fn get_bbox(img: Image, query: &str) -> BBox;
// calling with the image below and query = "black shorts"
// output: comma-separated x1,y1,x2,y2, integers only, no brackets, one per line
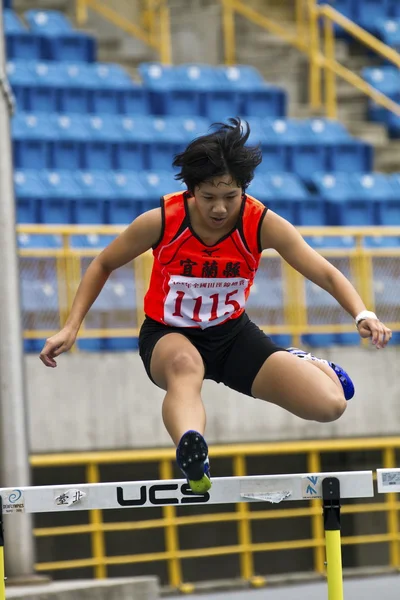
138,312,286,397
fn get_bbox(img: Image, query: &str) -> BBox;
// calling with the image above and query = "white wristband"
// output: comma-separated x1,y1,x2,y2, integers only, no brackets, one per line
355,310,378,327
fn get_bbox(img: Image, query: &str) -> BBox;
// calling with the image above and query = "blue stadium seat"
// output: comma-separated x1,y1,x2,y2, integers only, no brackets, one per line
139,62,202,116
363,67,400,96
12,112,56,169
241,86,286,118
54,63,92,113
328,140,373,173
303,118,351,142
4,10,43,60
13,170,44,222
216,66,287,119
107,171,150,223
352,173,397,225
217,65,265,89
382,174,400,224
363,67,400,122
111,116,151,170
389,0,400,17
172,116,210,143
39,169,81,223
312,172,376,225
73,170,115,223
146,117,187,170
88,63,148,115
80,115,119,170
140,170,186,211
264,119,328,181
317,0,356,35
50,113,89,169
24,61,65,112
356,0,391,34
246,174,275,206
175,64,241,120
376,19,400,51
264,173,307,223
7,60,37,111
24,10,96,62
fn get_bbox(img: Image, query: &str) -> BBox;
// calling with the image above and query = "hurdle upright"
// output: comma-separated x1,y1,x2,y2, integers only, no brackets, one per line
0,470,375,599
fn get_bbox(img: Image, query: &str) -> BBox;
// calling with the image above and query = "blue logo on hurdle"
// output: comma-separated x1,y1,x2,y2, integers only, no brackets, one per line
306,476,319,496
8,490,22,504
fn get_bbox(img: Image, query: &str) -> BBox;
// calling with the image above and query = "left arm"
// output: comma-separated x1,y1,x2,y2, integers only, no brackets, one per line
261,211,392,348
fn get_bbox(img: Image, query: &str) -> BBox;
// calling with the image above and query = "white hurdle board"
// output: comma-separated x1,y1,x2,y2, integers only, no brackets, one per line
377,468,400,493
0,471,374,514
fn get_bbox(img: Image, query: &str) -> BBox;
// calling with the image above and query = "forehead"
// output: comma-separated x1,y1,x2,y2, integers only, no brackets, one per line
198,176,240,193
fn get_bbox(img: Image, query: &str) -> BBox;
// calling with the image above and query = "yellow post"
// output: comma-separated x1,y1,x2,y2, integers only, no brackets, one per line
76,0,88,26
159,460,182,589
233,455,255,582
307,452,325,575
222,0,236,66
324,15,337,118
307,0,322,110
323,477,344,600
159,1,172,65
383,447,399,568
86,463,107,578
325,530,343,600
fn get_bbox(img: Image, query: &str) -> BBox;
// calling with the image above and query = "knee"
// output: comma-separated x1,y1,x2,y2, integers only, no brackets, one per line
167,351,204,379
316,393,347,423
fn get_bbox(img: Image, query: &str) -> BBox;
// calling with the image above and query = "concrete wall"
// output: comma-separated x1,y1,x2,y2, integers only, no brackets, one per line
25,345,400,453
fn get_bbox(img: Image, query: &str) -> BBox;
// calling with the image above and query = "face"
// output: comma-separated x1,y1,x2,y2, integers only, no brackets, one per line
193,175,242,230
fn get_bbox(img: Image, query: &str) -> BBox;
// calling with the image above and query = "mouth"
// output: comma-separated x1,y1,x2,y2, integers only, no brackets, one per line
210,216,227,225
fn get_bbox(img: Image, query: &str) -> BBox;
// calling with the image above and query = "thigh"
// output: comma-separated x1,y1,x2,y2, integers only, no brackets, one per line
251,351,347,422
221,317,286,396
150,333,205,390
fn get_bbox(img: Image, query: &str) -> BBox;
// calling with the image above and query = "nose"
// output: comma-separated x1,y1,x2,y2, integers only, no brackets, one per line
211,201,227,214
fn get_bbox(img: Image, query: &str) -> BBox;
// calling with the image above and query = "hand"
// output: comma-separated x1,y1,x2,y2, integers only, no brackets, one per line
39,327,78,367
357,318,392,349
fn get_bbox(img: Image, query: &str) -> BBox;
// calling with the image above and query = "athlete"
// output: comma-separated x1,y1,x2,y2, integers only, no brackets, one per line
39,118,392,494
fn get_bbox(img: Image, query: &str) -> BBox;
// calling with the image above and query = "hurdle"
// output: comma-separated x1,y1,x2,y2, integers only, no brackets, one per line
0,470,375,600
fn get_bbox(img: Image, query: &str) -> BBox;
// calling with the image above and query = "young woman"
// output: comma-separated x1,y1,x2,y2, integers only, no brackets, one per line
39,118,392,494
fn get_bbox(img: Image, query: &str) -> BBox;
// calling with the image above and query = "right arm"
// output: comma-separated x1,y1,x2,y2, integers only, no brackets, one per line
39,209,162,367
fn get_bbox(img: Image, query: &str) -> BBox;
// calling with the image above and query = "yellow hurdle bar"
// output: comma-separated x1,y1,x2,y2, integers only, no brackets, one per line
323,478,343,600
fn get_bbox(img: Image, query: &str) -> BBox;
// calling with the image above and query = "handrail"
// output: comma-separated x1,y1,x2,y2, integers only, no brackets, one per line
221,0,400,120
75,0,171,64
312,2,400,118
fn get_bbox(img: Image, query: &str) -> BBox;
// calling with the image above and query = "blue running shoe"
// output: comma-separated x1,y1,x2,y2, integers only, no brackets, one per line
176,430,211,494
287,347,355,400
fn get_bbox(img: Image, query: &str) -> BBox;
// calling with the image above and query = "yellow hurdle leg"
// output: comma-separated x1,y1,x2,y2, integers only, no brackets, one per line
325,529,343,600
323,477,344,600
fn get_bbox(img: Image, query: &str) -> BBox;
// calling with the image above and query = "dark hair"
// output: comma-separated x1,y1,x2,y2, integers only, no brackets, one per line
173,117,262,193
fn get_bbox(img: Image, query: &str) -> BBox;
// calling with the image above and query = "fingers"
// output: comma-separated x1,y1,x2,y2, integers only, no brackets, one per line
39,339,61,368
366,320,392,349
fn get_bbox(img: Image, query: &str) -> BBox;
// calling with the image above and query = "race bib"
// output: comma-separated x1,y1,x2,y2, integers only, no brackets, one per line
164,276,249,329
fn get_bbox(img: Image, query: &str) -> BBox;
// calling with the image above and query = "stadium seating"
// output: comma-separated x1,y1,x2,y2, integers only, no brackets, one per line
6,9,398,349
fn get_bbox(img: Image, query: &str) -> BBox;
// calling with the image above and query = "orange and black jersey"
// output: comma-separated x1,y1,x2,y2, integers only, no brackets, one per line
144,191,267,329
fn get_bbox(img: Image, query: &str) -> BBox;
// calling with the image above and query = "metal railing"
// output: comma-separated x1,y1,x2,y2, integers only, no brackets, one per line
29,437,400,587
75,0,172,64
221,0,400,120
17,225,400,348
